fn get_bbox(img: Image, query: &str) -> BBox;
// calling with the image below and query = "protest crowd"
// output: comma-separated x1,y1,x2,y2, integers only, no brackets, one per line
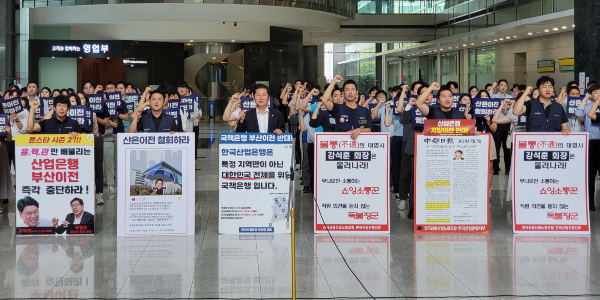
1,74,598,220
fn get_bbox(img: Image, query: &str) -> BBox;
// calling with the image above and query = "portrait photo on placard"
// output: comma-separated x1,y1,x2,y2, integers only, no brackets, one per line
129,150,183,196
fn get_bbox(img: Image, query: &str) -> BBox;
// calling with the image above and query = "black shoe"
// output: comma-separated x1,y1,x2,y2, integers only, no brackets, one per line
2,199,7,204
302,186,310,193
505,169,510,175
407,209,414,219
591,203,596,211
493,170,499,175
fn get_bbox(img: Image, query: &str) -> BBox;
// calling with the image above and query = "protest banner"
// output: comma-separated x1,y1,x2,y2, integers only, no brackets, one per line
472,98,501,117
314,132,390,233
2,97,24,115
0,114,8,135
116,133,195,236
566,96,585,116
512,132,590,234
41,97,54,115
86,94,104,113
66,106,92,131
218,133,293,234
16,134,95,235
414,120,490,233
240,97,273,111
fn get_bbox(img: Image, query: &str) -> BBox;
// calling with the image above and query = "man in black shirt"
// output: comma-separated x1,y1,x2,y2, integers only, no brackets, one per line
27,95,81,137
513,76,569,134
322,75,372,140
130,90,178,133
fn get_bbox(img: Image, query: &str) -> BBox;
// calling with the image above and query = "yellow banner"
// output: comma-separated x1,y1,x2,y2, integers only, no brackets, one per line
16,134,95,146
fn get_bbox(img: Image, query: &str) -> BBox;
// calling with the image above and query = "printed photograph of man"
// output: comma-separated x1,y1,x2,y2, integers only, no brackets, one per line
53,198,95,234
454,150,464,160
17,197,53,227
153,179,166,195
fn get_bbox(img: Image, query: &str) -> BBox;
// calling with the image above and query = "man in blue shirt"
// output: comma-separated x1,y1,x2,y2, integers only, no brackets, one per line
581,84,600,211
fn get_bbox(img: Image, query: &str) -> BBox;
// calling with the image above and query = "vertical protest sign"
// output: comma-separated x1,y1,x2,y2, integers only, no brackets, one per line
218,133,293,234
512,132,590,234
87,94,104,113
0,114,9,135
116,133,195,236
67,105,92,131
314,132,390,233
414,120,490,233
15,134,95,235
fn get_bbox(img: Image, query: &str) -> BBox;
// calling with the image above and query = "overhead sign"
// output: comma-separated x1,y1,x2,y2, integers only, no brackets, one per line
122,58,148,65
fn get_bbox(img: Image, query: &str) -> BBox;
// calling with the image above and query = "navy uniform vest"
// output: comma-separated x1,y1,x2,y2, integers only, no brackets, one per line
335,104,369,131
526,99,563,132
432,107,465,120
45,116,79,134
140,112,175,133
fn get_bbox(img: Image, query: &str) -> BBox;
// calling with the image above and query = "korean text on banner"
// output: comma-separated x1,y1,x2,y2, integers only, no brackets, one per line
314,132,390,233
116,133,195,236
218,133,293,234
414,120,490,233
512,132,590,234
15,134,95,235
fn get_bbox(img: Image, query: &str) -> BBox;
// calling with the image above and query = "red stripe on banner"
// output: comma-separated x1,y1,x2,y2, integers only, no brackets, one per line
315,224,389,231
414,224,489,233
514,224,589,231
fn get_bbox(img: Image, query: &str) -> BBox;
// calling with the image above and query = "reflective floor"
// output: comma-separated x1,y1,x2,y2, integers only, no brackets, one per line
1,123,600,299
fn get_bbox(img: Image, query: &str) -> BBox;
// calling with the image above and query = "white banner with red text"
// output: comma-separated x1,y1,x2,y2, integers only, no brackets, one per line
314,132,390,233
512,132,590,234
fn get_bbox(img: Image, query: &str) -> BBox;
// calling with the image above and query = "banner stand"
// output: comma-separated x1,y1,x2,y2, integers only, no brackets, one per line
414,120,491,233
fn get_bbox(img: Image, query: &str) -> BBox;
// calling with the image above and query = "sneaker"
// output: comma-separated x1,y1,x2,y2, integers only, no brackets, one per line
398,200,407,211
95,193,105,205
108,186,115,195
407,209,414,219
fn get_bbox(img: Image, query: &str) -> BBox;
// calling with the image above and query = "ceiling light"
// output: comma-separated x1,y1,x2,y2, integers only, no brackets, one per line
231,40,236,42
212,57,217,60
572,24,575,28
506,36,510,39
552,27,558,31
482,41,486,43
187,43,191,45
51,56,55,59
428,51,432,53
536,32,540,33
561,26,567,29
470,43,474,45
494,39,498,41
107,57,110,59
78,57,82,59
499,38,504,41
462,44,467,47
513,36,517,38
528,32,533,35
544,29,549,32
434,50,437,52
487,40,491,43
448,47,452,49
190,39,194,42
440,48,443,51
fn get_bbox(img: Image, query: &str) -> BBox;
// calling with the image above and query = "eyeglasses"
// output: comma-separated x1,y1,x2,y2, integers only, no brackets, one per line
22,210,39,217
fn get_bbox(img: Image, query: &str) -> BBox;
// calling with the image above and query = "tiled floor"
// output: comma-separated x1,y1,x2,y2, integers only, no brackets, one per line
1,123,600,299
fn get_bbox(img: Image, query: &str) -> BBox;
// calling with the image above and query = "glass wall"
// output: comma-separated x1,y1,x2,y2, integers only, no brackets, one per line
357,0,445,14
468,47,496,90
441,52,458,86
428,55,437,85
386,58,400,88
402,58,416,86
324,43,378,94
